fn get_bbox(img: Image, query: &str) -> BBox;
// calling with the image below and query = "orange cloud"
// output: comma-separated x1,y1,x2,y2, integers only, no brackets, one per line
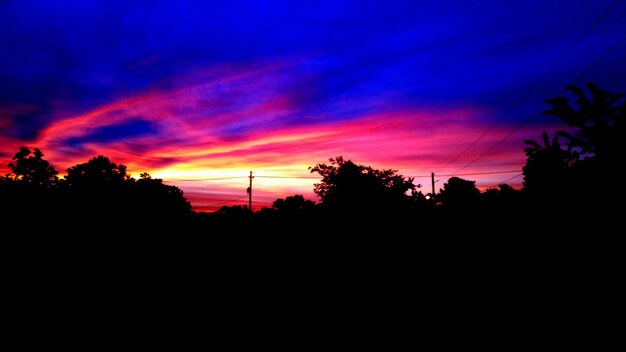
0,62,557,212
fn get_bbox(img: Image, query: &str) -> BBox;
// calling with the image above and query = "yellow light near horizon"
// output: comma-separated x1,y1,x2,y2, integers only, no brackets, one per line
150,162,318,183
151,166,248,181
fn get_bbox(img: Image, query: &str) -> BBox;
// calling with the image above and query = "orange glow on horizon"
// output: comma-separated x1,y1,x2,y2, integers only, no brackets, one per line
0,63,556,212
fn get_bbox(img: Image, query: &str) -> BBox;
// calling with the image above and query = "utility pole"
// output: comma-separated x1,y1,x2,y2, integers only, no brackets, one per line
431,172,436,196
248,170,254,211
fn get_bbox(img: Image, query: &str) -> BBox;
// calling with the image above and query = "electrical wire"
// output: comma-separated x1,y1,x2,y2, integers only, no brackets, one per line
164,176,246,181
165,169,523,183
451,34,626,175
436,0,622,174
254,175,320,179
489,173,524,188
438,170,521,177
203,194,249,208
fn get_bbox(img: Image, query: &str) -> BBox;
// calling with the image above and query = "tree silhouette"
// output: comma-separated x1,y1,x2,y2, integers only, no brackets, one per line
272,195,315,214
481,183,522,216
61,155,130,219
524,83,625,211
438,177,480,211
0,147,59,220
8,147,58,187
523,132,577,196
544,82,625,161
61,155,190,225
132,173,191,220
309,156,416,213
266,194,316,227
207,205,254,230
65,155,129,189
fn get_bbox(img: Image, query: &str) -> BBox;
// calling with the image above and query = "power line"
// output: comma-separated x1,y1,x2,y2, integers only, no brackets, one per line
165,175,320,182
168,28,624,188
203,195,249,208
254,175,320,179
569,35,626,84
440,170,521,177
164,176,246,181
436,0,622,174
407,169,521,178
456,162,525,168
164,169,522,185
489,173,523,188
188,170,524,208
451,34,626,175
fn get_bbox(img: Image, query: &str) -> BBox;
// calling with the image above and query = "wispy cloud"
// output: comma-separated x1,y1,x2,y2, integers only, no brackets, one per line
0,61,553,210
1,0,624,210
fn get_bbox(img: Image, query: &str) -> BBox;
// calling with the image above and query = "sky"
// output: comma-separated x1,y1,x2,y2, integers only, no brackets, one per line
1,0,625,211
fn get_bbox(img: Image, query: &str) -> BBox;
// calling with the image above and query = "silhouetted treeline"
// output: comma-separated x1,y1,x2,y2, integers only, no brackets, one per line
522,83,625,223
1,82,623,233
0,150,190,230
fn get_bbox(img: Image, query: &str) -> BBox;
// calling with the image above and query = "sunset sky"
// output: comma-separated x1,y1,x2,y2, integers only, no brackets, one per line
1,0,625,211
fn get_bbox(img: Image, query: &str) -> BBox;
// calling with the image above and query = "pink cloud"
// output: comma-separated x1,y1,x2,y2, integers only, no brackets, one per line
0,62,562,212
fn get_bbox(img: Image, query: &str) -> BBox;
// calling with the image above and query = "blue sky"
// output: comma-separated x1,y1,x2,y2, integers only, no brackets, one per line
1,0,625,209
